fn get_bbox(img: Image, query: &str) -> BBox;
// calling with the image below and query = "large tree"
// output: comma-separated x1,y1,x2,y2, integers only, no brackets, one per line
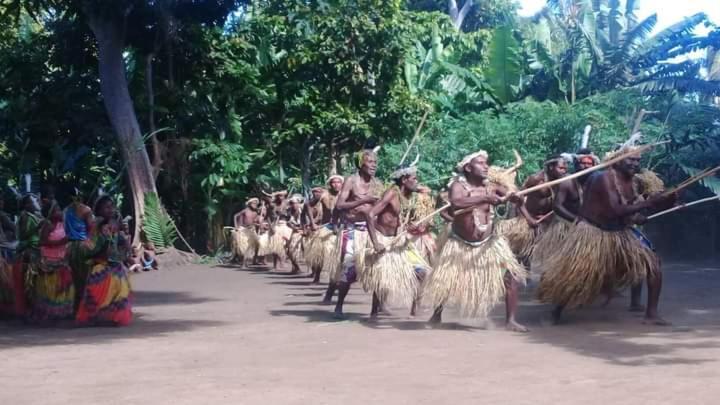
1,0,242,241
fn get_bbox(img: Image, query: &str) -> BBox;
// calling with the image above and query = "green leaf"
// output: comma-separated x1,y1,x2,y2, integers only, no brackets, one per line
484,26,521,104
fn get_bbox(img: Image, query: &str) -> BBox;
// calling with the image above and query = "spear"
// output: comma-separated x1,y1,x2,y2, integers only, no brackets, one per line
398,109,430,166
648,196,720,220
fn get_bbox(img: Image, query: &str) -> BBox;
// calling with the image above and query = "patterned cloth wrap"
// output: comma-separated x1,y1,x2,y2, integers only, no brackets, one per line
337,222,368,284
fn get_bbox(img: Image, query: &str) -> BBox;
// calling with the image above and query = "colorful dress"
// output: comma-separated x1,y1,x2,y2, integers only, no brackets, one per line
76,228,132,326
9,210,42,317
64,205,94,308
30,222,75,322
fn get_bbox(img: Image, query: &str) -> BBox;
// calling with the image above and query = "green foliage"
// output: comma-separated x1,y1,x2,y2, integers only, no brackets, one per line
484,26,522,104
142,192,178,249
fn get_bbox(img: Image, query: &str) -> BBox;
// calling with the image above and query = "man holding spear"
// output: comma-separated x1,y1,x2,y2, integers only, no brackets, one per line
537,146,677,325
424,150,530,331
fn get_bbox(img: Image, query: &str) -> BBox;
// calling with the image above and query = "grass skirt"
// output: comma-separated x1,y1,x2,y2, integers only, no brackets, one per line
494,217,536,260
424,232,527,319
537,221,656,309
530,216,575,273
232,226,259,258
30,258,75,322
269,223,292,258
362,234,430,308
287,232,304,263
76,260,132,326
257,232,272,256
332,225,369,284
304,227,334,270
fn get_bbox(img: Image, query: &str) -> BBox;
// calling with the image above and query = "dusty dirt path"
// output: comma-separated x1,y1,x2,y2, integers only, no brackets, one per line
2,261,720,404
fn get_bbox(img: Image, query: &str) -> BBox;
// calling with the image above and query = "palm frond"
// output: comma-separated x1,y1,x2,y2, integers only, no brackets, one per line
142,192,178,249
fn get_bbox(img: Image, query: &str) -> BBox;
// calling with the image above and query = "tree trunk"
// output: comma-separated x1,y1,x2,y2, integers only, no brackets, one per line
448,0,474,30
86,13,157,244
145,53,164,180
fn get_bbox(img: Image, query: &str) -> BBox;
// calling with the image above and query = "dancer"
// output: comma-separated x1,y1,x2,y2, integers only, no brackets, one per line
76,196,132,326
496,155,567,261
303,187,331,283
31,202,74,322
365,163,430,319
424,151,528,331
531,151,598,272
232,198,261,267
286,194,305,274
64,187,95,310
330,149,383,319
537,147,676,325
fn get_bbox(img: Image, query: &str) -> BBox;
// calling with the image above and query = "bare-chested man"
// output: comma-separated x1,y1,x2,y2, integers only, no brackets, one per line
327,149,382,319
522,155,568,222
531,151,598,273
365,165,430,319
233,198,261,267
286,194,305,274
424,151,529,332
303,187,331,282
538,150,676,325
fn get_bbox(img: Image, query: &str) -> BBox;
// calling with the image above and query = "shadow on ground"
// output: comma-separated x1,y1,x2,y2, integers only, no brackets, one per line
0,314,226,349
265,262,720,367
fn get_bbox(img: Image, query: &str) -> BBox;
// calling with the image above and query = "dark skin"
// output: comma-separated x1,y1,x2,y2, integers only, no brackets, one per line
330,152,381,318
234,202,260,228
233,201,260,267
553,156,597,222
287,200,303,274
305,190,328,283
366,174,421,318
522,160,568,222
321,178,345,299
551,155,676,325
428,155,528,332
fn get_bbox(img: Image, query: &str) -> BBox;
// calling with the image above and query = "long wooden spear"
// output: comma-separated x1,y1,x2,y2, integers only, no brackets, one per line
648,196,720,220
398,109,430,166
662,166,720,196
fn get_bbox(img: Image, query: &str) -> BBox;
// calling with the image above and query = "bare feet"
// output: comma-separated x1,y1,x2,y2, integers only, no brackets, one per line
505,320,529,333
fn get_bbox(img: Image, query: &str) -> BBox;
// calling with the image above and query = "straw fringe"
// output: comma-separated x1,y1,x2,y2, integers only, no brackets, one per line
362,234,429,308
332,228,369,282
488,166,517,191
530,216,575,273
269,223,292,258
494,217,535,259
304,227,334,269
634,169,665,196
424,234,527,319
287,232,304,263
257,232,272,256
537,221,656,309
232,227,258,258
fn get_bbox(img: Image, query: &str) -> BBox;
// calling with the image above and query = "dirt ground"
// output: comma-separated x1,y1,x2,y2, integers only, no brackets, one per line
2,260,720,404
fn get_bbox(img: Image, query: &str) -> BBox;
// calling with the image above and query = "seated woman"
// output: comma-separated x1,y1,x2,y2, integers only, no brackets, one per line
31,202,74,322
75,196,132,326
